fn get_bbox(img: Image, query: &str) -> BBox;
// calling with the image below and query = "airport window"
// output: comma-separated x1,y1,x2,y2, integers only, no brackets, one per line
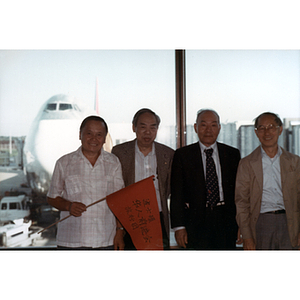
0,50,176,248
1,49,300,248
185,50,300,157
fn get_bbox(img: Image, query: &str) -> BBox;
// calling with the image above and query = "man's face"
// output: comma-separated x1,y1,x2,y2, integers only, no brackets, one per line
194,111,221,147
133,112,158,149
255,114,283,150
80,120,107,156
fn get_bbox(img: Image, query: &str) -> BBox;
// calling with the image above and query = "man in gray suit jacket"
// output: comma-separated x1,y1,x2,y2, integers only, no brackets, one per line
112,108,174,249
235,112,300,250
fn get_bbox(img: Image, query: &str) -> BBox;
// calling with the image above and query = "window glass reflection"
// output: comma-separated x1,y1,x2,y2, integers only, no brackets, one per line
0,50,175,248
186,50,300,157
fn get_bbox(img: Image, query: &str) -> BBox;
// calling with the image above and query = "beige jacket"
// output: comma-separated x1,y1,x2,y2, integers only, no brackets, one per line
235,146,300,247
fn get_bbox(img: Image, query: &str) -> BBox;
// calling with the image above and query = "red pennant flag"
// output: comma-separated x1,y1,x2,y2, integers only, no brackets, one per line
106,176,163,250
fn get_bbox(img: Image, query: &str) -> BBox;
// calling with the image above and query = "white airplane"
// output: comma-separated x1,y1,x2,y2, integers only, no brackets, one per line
23,93,113,199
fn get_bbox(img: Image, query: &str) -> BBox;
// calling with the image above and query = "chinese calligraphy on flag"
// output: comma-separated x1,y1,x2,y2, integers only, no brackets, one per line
106,176,163,250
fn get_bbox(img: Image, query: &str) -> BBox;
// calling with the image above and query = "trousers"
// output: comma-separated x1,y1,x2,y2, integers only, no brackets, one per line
255,213,295,250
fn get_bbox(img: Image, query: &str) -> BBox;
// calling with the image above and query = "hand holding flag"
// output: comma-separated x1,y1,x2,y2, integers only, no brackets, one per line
39,176,164,250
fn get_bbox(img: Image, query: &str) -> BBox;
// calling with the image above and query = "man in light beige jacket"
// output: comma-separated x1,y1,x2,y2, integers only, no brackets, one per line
235,112,300,250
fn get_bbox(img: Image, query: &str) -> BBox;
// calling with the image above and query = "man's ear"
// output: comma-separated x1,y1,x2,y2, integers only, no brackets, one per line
132,124,136,133
194,123,197,134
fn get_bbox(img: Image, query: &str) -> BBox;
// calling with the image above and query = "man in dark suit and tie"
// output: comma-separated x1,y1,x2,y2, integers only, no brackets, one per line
170,109,241,250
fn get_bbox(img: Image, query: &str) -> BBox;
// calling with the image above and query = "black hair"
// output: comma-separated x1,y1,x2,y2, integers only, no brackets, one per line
254,112,283,128
80,115,108,134
132,108,161,128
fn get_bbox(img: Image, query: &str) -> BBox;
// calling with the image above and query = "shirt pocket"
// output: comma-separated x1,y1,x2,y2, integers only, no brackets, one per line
65,175,82,195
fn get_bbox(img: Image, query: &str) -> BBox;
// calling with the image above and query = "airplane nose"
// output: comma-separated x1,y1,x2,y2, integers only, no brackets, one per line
34,119,81,175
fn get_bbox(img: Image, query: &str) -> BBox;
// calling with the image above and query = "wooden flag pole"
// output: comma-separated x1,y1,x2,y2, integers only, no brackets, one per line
37,196,107,234
38,177,155,234
85,196,106,208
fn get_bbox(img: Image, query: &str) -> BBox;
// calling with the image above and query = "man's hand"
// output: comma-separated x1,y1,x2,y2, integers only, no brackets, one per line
114,229,125,250
243,238,256,250
69,202,87,217
175,228,188,248
236,228,243,245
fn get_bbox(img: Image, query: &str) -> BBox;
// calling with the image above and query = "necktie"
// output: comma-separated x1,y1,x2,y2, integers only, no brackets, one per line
204,148,220,206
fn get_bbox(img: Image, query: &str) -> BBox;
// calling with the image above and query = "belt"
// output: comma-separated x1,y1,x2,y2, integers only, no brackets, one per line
206,201,225,210
264,209,285,214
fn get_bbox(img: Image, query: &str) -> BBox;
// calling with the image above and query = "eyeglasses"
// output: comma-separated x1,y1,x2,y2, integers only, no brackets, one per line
255,124,280,133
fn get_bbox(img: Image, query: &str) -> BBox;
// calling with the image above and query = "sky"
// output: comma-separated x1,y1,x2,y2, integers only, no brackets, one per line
186,50,300,125
0,50,175,137
0,49,299,137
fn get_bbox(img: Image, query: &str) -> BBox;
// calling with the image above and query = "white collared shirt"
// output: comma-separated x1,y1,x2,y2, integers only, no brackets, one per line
47,147,124,248
134,141,162,211
260,146,285,213
199,141,224,203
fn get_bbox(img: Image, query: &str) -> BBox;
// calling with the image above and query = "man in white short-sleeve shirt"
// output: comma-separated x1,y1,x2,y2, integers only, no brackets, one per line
47,116,124,249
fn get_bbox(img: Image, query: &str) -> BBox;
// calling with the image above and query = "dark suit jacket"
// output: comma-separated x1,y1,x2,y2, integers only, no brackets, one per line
112,139,174,238
170,142,241,248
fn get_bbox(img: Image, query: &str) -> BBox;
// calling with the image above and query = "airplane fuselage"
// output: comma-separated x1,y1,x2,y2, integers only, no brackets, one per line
23,94,112,199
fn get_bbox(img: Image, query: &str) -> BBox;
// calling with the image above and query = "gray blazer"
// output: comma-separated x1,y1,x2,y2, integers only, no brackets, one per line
235,146,300,247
